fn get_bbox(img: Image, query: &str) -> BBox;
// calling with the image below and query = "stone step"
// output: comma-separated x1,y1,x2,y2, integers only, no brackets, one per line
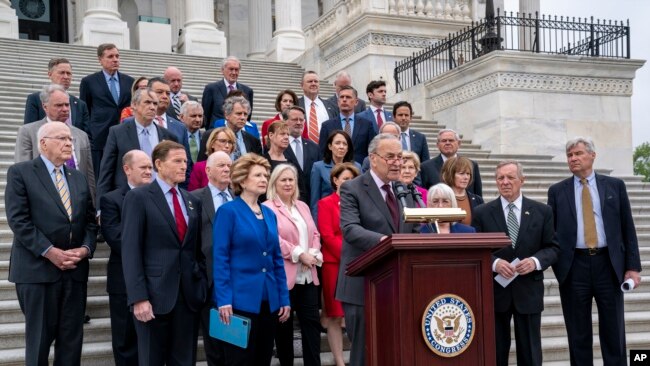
543,292,650,316
0,258,108,281
0,276,107,301
0,295,109,324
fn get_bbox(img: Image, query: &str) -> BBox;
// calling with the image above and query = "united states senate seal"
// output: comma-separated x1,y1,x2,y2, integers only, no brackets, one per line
421,293,475,357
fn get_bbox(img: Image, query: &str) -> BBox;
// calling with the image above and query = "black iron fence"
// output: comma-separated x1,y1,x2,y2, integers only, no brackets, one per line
394,11,631,93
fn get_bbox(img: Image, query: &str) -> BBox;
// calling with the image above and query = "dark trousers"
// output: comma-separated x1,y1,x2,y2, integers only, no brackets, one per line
559,252,627,366
15,273,87,366
221,302,277,366
275,283,321,366
200,296,225,366
133,291,200,366
91,148,102,180
342,302,365,366
495,306,542,366
108,292,138,366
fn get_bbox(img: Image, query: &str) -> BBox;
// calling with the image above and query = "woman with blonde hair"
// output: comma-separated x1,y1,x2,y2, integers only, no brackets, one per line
399,151,428,207
188,127,236,191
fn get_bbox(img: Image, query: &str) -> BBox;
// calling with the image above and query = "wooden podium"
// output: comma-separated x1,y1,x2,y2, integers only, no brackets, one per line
347,233,510,366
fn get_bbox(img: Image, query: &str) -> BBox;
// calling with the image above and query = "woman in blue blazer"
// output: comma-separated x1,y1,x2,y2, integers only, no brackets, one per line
309,130,360,220
421,183,477,234
213,153,291,365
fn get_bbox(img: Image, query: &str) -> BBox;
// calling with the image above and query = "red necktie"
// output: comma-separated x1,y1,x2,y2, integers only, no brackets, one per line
382,184,399,230
376,109,384,128
308,101,319,143
170,187,187,243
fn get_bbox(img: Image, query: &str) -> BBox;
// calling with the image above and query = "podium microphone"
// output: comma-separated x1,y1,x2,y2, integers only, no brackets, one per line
407,183,427,208
394,182,411,210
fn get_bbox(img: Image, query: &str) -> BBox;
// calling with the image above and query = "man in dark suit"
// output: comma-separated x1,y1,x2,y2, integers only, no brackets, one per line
122,140,207,365
391,100,429,164
283,106,321,204
5,122,97,366
472,160,559,366
336,133,418,366
356,80,393,133
547,137,641,366
319,85,376,164
79,43,134,177
326,70,367,114
202,56,254,128
163,66,198,120
179,101,203,166
191,150,233,366
420,128,482,195
15,84,96,204
298,70,338,143
96,88,178,210
100,150,153,366
23,58,90,135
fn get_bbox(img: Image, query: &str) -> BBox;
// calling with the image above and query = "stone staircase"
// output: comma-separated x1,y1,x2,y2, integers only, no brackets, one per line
0,37,648,365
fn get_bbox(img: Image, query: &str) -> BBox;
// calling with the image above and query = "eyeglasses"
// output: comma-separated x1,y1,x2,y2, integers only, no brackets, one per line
43,136,74,143
438,139,457,144
373,153,404,165
216,139,234,145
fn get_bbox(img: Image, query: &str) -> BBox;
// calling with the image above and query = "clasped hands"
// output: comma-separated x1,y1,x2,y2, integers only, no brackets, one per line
44,246,89,271
496,257,536,279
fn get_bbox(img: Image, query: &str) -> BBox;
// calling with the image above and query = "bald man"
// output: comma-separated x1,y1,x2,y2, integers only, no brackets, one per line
163,66,198,120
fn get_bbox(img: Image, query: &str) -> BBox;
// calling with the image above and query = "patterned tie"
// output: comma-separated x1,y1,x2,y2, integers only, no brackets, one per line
507,202,519,248
308,101,319,143
109,76,119,104
219,191,230,205
581,178,598,248
140,128,153,157
382,184,399,230
228,84,235,92
343,117,352,136
376,108,384,129
401,132,409,151
170,187,187,243
54,167,72,219
172,94,182,116
294,139,304,170
189,133,198,162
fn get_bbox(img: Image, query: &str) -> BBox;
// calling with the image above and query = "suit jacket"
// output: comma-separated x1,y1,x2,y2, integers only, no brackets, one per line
319,116,377,165
201,80,254,128
100,186,129,294
298,96,338,140
79,71,134,150
317,192,342,265
326,95,367,114
335,172,418,306
213,198,290,314
405,128,430,163
14,118,96,204
420,154,483,195
356,107,394,134
5,157,97,284
284,138,321,204
24,92,90,136
191,185,233,287
472,196,560,314
165,92,198,120
121,181,207,314
263,198,321,290
96,120,177,210
547,174,642,285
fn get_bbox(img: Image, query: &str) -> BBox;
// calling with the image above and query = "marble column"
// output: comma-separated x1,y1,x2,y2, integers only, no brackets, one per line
178,0,227,57
519,0,540,16
267,0,305,62
0,0,18,39
167,0,185,50
78,0,130,48
248,0,272,60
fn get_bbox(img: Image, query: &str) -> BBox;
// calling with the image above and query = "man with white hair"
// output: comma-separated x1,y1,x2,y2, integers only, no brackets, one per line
201,56,254,128
179,101,204,165
326,70,367,114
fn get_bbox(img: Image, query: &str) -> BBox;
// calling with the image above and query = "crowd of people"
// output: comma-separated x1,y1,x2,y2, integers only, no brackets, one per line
5,42,642,366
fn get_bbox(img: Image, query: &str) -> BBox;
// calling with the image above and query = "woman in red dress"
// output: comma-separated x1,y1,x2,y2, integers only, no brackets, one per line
316,162,360,366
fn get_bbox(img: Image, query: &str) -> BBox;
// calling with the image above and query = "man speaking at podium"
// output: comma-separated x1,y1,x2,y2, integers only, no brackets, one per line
336,133,418,366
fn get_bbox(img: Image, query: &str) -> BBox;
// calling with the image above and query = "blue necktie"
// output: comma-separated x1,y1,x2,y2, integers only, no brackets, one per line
140,128,153,157
401,132,409,150
109,76,119,104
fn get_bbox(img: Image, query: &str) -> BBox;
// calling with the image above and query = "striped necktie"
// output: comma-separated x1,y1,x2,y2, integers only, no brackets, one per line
172,94,182,116
506,202,519,248
308,101,319,143
54,167,72,219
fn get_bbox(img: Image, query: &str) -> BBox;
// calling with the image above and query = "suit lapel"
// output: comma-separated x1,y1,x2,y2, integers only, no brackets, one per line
125,121,141,150
96,72,116,106
149,182,180,242
34,158,69,218
283,147,303,173
69,95,78,124
362,173,397,232
274,198,298,231
562,177,577,221
201,187,216,225
517,197,534,247
178,189,197,245
64,166,80,219
489,199,508,234
117,72,131,105
595,173,607,213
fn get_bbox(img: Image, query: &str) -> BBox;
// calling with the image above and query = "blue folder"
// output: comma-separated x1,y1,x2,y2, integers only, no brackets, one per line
209,308,251,349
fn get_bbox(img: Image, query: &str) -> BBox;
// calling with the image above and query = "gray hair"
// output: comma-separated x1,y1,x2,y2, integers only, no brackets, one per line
368,133,399,155
37,122,70,154
495,160,525,178
223,96,251,116
437,128,460,141
39,84,68,105
221,56,241,69
566,136,595,154
334,70,352,83
122,149,150,167
427,183,458,208
266,163,299,202
179,100,202,116
132,88,155,106
379,122,401,135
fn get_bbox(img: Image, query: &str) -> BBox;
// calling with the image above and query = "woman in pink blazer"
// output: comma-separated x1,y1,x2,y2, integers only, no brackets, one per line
263,163,322,366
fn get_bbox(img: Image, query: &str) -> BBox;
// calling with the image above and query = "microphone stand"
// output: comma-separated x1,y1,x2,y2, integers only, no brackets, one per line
406,184,437,233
